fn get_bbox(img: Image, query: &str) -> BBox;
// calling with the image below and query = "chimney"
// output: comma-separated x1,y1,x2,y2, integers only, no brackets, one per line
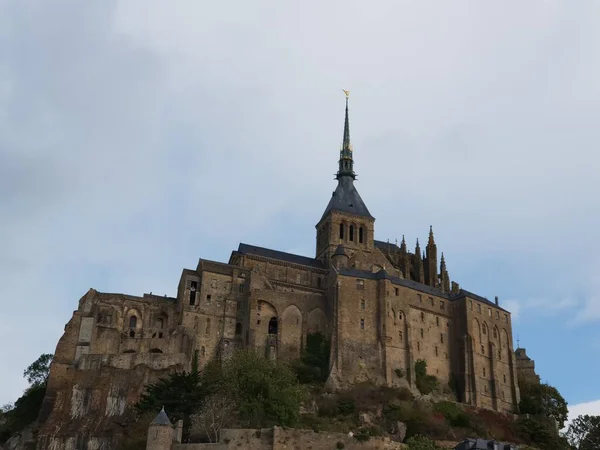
495,296,499,306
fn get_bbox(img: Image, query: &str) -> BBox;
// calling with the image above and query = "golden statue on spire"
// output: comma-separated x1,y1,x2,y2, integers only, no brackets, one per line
342,89,350,98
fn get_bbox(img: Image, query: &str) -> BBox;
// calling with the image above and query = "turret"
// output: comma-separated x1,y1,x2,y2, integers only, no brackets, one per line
146,407,174,450
331,244,349,269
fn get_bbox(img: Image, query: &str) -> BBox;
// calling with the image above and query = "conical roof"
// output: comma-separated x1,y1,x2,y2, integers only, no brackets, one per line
151,406,172,426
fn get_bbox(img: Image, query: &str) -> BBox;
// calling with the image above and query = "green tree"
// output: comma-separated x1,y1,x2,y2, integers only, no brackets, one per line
23,353,53,387
220,349,304,427
414,360,438,395
294,332,330,384
0,354,53,444
566,414,600,450
519,380,568,429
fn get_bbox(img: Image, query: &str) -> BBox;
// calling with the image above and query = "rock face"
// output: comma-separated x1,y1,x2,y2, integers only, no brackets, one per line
390,422,407,443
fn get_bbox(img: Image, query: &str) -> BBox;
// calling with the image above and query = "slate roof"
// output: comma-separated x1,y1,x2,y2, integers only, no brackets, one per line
321,177,373,221
374,240,400,252
454,438,518,449
237,243,324,269
151,407,172,426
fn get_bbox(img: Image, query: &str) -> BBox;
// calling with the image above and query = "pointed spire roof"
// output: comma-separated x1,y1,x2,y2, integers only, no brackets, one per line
400,235,407,253
320,92,373,221
151,406,173,426
428,225,435,245
337,91,356,180
440,252,446,269
342,93,351,151
333,244,347,257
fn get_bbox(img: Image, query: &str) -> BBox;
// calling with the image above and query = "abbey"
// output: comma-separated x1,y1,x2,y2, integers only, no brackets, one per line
37,96,520,449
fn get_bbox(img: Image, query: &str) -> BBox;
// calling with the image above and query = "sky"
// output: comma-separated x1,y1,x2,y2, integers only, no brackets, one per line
0,0,598,425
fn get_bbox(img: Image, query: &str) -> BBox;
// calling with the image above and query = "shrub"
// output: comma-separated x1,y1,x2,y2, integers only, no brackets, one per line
414,360,438,395
353,426,383,442
405,435,443,450
432,401,471,428
395,368,405,378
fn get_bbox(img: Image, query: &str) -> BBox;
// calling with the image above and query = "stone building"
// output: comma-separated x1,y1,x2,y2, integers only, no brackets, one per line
36,96,520,449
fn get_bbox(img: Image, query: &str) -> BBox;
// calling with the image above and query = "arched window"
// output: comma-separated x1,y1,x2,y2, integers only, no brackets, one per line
359,227,364,244
268,317,278,335
339,223,344,239
156,318,164,329
235,322,242,336
349,225,354,241
129,316,137,329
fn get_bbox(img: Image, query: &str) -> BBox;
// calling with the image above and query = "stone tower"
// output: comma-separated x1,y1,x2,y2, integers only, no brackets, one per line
146,407,174,450
316,93,375,264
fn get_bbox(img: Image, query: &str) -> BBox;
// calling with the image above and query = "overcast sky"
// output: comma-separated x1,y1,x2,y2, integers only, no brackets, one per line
1,0,598,424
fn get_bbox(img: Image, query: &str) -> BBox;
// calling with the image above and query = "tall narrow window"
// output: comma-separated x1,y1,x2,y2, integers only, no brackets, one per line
436,316,439,326
440,333,444,343
200,346,206,357
317,277,322,288
361,299,365,310
349,225,354,242
190,281,197,306
339,223,344,239
399,331,403,341
157,318,164,329
421,312,425,322
420,328,424,338
356,279,364,290
205,318,211,335
360,319,365,329
238,283,244,293
417,342,420,352
435,346,438,356
359,227,364,243
129,316,137,329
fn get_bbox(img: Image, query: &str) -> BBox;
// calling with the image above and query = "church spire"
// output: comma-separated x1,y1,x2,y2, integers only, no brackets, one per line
337,90,356,180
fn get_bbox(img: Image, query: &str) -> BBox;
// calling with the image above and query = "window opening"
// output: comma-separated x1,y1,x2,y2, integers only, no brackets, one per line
268,317,278,335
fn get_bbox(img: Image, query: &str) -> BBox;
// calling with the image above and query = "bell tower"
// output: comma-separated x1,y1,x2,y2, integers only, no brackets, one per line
316,91,375,264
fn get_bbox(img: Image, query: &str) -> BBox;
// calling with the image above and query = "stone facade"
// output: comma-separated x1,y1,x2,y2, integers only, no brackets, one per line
145,411,406,450
515,347,541,385
35,97,521,449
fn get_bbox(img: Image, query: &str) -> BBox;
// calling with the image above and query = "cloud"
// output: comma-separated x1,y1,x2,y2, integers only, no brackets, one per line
2,0,600,409
565,399,600,431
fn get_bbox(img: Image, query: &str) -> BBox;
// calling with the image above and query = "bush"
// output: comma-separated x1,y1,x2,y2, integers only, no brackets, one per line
294,332,330,385
395,368,405,378
414,360,439,395
432,401,471,428
405,435,443,450
353,426,382,442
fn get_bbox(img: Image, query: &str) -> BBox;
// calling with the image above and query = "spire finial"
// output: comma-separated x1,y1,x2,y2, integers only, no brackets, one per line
336,91,356,180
